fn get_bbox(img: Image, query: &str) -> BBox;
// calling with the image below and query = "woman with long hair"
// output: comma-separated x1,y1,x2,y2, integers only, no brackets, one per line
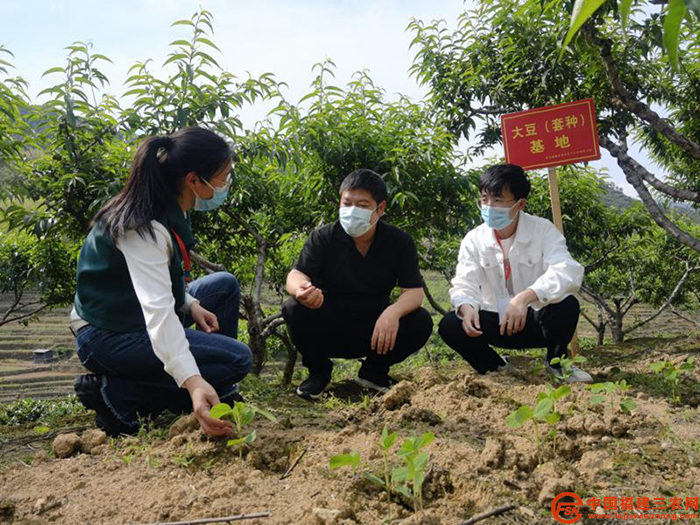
71,126,252,437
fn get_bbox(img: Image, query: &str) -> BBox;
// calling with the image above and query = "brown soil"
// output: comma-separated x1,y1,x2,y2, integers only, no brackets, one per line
1,336,699,525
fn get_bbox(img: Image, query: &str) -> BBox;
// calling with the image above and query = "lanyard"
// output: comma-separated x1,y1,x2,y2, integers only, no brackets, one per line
170,228,191,283
494,232,512,284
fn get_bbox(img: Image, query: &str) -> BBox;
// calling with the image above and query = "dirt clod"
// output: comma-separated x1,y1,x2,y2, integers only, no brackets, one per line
52,433,81,458
383,381,415,410
80,429,106,453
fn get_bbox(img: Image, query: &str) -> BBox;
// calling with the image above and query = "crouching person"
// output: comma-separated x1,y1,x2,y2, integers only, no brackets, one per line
283,169,433,400
438,164,591,382
72,127,253,436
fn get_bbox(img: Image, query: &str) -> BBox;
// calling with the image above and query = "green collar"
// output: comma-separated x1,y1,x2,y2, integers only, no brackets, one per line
165,199,194,250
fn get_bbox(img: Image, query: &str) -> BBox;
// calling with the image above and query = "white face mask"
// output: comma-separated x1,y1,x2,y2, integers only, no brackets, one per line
339,206,376,237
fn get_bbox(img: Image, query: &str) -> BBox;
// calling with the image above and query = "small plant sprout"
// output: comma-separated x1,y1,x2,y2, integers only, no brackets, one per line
210,401,277,457
328,427,435,516
649,356,696,404
506,384,571,453
393,431,435,511
549,355,588,383
586,380,637,414
329,451,361,475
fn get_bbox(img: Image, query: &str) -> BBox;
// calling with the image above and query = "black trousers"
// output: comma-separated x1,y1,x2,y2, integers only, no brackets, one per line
282,298,433,377
438,295,580,374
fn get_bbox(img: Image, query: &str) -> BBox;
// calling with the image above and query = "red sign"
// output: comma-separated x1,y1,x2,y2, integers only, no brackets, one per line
501,98,600,171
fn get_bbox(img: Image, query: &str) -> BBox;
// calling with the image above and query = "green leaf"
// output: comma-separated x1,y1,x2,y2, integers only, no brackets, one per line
252,406,278,423
395,484,412,498
544,412,561,425
209,402,231,420
560,0,607,59
506,405,533,428
620,0,634,28
417,431,435,449
42,67,65,78
226,436,248,449
171,20,195,27
533,398,554,420
196,37,221,52
329,452,361,470
590,395,606,405
620,398,637,414
664,0,687,69
391,465,410,483
364,473,386,487
552,385,572,400
169,40,192,47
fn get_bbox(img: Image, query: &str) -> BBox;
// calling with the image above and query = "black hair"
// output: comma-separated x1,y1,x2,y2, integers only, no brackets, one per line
94,126,231,239
339,169,387,205
479,164,531,200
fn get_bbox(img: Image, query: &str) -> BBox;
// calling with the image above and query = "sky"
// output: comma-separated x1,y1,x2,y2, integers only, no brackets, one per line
0,0,645,196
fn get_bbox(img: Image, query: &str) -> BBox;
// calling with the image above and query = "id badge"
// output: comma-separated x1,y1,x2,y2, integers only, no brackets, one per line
497,297,511,322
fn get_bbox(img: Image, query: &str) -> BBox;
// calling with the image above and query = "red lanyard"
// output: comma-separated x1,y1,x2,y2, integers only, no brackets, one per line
170,228,191,283
494,232,512,284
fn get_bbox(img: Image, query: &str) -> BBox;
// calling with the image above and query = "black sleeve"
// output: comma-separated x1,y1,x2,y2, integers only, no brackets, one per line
397,232,424,289
294,228,326,280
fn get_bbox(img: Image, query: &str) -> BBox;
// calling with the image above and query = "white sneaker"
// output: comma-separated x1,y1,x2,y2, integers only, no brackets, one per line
495,356,516,374
546,364,593,383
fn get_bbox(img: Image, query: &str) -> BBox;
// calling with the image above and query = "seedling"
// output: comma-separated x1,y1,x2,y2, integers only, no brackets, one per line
586,380,637,414
210,401,278,457
506,383,571,453
393,431,435,511
329,427,434,516
649,357,696,404
549,355,588,383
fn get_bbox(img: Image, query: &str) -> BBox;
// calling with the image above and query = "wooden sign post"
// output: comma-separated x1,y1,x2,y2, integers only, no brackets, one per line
501,99,601,357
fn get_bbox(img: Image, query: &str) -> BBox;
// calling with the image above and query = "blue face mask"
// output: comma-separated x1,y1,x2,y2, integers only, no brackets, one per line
480,200,520,230
193,176,230,212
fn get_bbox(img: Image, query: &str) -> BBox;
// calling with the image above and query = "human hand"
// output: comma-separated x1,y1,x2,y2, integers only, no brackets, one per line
499,297,528,336
296,281,324,309
184,375,233,436
371,308,400,355
459,304,482,337
190,302,219,333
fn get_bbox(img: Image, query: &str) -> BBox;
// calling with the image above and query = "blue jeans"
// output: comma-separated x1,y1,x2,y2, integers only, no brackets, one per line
76,272,253,429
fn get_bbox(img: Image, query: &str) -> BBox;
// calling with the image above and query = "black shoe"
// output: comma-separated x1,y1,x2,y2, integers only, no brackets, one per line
296,373,331,400
74,374,136,437
354,367,398,394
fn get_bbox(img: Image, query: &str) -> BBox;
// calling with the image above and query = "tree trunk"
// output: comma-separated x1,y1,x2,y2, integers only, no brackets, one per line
596,308,606,346
272,326,297,385
242,295,267,375
611,300,625,343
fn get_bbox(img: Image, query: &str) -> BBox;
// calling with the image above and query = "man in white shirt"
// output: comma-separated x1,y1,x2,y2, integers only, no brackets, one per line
438,164,592,383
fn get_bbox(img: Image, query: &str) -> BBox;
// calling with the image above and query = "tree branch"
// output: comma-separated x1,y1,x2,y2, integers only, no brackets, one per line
422,281,448,316
587,27,700,161
0,304,49,328
599,135,700,253
670,307,700,327
579,308,600,329
623,262,700,336
190,251,227,274
580,284,616,318
261,316,286,339
583,241,620,273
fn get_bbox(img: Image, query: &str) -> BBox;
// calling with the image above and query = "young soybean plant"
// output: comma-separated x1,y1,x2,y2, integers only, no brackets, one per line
393,431,435,511
586,380,637,414
506,384,571,453
549,355,588,383
329,427,435,514
649,356,696,405
210,402,278,457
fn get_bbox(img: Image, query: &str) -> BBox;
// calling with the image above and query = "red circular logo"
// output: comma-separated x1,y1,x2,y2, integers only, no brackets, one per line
551,492,584,524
